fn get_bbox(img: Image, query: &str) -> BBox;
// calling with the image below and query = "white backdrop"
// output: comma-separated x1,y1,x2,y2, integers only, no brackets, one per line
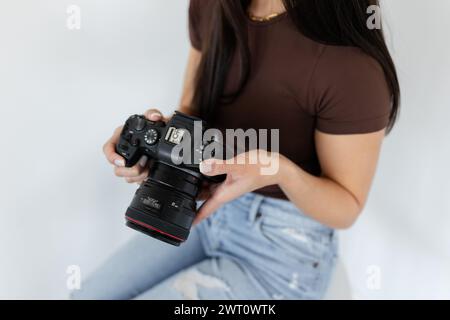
0,0,449,299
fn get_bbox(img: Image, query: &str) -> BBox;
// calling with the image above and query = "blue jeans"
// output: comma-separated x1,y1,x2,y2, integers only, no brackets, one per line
72,193,338,300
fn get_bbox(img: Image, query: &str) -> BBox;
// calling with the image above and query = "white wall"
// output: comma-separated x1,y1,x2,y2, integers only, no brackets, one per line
0,0,449,299
340,0,450,299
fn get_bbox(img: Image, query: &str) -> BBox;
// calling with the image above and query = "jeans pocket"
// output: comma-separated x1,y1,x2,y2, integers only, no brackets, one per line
258,205,334,266
258,216,336,299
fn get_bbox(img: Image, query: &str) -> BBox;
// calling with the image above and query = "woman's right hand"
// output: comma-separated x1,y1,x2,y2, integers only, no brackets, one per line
103,109,170,185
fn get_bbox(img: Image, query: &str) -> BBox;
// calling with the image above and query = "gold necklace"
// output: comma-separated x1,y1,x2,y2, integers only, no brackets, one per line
248,10,284,22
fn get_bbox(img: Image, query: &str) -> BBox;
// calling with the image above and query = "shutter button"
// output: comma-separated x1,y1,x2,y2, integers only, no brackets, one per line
135,117,146,131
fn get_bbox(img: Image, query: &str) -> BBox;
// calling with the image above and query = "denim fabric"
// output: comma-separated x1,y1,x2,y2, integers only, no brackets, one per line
72,193,338,300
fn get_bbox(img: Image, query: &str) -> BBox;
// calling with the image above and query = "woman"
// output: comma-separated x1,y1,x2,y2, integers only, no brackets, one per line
75,0,400,300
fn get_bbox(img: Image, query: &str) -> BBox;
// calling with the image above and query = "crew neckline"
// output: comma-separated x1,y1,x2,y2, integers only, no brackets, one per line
246,11,288,27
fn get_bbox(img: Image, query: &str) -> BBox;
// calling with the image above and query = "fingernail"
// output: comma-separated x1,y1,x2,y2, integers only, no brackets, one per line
139,156,148,167
200,161,213,174
114,159,125,167
149,113,161,121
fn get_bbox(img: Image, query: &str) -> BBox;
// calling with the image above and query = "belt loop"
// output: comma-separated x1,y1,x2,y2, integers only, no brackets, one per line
248,193,264,224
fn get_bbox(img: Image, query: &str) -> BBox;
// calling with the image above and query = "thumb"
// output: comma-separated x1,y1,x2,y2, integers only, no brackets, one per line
144,108,169,122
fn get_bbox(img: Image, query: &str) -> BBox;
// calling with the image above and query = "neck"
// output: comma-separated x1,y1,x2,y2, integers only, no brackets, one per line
248,0,285,17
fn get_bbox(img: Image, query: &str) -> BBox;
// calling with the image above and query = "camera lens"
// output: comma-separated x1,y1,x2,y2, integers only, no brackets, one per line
124,162,202,246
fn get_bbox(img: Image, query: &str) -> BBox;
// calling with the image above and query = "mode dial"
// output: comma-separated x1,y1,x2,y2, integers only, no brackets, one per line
144,128,159,145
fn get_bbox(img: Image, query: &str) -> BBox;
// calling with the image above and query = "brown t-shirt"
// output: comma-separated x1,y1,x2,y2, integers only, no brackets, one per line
188,0,392,199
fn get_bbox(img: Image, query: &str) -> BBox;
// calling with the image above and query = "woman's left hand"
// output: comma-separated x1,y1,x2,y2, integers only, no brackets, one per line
194,150,285,225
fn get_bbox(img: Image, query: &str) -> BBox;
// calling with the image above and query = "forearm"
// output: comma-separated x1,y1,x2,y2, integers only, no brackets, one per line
178,105,198,116
277,156,362,229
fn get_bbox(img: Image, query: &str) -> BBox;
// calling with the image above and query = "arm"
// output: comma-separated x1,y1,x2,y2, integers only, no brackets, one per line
191,41,390,228
278,130,385,229
196,130,386,229
147,46,201,120
178,47,202,116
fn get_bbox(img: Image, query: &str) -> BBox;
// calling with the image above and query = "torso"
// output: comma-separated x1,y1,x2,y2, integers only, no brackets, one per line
189,0,391,199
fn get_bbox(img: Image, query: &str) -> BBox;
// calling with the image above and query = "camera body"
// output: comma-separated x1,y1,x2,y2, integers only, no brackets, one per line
116,112,223,246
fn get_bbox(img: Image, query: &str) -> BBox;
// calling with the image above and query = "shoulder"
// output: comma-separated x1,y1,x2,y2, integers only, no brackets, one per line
188,0,215,50
307,44,392,134
189,0,215,23
316,44,388,89
309,44,391,108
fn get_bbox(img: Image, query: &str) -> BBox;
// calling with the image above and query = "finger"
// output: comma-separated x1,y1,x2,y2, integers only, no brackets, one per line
197,181,216,201
195,177,254,225
197,190,211,201
114,159,146,178
194,194,224,225
194,180,232,224
199,159,237,177
144,108,169,122
125,170,149,184
137,156,148,168
114,156,148,177
103,126,125,167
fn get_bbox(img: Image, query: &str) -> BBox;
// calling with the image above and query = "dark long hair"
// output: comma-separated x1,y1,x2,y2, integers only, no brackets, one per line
192,0,400,133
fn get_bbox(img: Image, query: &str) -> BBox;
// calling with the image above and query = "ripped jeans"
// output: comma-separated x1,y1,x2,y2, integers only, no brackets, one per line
71,193,338,300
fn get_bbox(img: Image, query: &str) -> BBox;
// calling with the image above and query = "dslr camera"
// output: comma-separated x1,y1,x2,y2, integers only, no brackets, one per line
116,112,224,246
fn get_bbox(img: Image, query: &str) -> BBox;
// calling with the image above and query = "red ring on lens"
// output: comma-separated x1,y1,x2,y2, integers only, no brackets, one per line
125,216,184,242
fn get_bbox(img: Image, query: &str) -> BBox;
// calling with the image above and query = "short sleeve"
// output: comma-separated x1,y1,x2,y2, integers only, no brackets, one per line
188,0,203,50
309,46,392,135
